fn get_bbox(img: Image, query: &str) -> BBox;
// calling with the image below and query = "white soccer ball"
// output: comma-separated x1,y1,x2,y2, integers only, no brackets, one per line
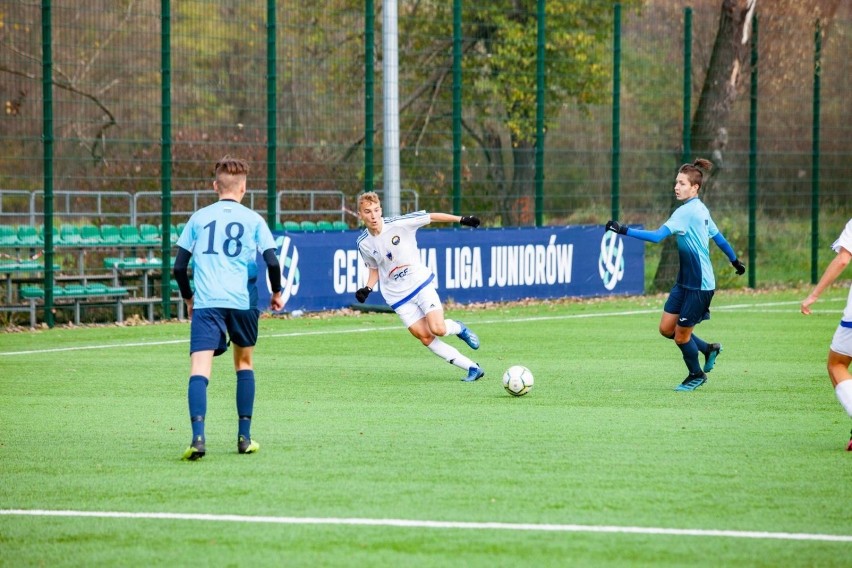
502,365,534,397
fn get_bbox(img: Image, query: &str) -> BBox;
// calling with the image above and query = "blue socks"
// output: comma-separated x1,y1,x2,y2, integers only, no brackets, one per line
188,371,256,442
188,375,208,439
691,334,709,355
676,338,703,375
236,369,255,439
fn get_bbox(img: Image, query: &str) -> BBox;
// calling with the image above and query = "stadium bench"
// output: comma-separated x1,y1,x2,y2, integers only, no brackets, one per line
19,282,129,327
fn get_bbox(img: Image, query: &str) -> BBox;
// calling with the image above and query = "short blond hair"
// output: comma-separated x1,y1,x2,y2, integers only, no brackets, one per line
357,191,381,211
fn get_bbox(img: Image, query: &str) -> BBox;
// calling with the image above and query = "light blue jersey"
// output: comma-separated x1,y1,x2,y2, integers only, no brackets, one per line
176,200,277,310
663,197,719,291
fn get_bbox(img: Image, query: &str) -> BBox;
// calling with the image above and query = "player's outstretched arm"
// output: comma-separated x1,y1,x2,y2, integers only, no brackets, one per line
802,246,852,314
607,220,670,244
711,233,746,275
429,212,480,227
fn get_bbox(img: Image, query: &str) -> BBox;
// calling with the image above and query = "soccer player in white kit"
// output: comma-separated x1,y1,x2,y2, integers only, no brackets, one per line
355,192,484,381
801,218,852,450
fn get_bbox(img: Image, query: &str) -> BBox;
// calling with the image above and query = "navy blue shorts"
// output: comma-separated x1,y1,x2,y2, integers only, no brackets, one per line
663,285,714,328
190,307,260,356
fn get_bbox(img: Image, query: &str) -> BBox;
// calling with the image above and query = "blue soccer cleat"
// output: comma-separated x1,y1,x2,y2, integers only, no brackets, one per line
457,322,480,350
703,343,722,373
463,365,485,382
675,372,707,392
182,435,206,461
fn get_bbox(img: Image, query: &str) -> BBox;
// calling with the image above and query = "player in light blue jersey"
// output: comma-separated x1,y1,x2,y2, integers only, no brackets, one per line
606,158,746,391
173,156,284,460
355,191,484,382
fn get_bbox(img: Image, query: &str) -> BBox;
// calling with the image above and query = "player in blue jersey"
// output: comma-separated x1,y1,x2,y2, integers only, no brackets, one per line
801,218,852,450
355,191,484,381
173,156,284,460
606,158,746,391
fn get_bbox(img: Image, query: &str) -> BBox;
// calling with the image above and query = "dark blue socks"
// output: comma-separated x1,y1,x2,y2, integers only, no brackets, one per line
691,334,709,356
676,338,703,375
188,375,208,439
236,369,255,440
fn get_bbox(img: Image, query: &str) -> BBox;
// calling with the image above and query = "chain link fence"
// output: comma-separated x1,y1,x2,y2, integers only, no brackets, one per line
1,1,850,292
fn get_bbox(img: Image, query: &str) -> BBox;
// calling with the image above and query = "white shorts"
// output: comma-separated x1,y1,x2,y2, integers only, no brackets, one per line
394,283,443,328
830,325,852,358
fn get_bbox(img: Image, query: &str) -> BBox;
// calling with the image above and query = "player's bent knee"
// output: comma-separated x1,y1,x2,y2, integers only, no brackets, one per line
430,324,447,337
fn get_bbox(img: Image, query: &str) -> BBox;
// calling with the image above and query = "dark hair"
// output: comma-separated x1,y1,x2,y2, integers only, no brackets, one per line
213,155,249,177
678,158,713,189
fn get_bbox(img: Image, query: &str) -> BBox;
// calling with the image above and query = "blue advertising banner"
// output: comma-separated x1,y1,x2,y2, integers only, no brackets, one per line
257,226,644,312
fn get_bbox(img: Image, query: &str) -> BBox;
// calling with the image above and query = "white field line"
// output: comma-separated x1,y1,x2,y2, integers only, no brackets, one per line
0,509,850,543
0,298,841,357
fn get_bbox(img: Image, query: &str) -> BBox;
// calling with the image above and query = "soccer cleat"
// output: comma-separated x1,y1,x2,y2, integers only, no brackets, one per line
457,322,480,350
182,436,206,461
463,365,485,382
675,371,707,392
238,435,260,454
847,429,852,452
703,343,723,373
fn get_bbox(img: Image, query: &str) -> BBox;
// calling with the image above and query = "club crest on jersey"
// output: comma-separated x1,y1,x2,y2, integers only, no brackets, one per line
391,235,400,245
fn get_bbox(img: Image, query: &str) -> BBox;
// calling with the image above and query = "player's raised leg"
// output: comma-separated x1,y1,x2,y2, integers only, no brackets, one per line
827,347,852,450
692,333,722,373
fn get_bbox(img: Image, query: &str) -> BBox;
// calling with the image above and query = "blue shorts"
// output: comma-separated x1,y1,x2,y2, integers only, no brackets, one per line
663,285,714,328
190,307,260,356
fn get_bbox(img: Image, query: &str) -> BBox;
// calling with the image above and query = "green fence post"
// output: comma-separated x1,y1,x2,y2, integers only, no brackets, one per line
364,0,375,196
747,13,758,289
682,7,692,164
452,0,462,217
267,0,277,228
811,19,821,284
41,0,55,327
611,3,621,222
160,0,172,318
534,0,545,227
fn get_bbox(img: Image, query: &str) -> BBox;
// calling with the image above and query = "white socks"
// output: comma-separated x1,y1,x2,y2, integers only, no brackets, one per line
427,338,475,371
835,380,852,417
442,319,462,336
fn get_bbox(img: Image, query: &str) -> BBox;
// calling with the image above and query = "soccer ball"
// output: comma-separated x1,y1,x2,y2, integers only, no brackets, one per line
502,365,534,397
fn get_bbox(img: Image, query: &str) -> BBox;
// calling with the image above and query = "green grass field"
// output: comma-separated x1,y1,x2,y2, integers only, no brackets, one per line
2,288,852,566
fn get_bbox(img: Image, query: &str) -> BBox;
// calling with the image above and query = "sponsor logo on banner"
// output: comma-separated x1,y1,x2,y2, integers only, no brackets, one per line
267,236,301,309
598,231,625,291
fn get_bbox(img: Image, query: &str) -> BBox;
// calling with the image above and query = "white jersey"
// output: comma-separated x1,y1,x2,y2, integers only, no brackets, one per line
356,211,434,308
832,218,852,324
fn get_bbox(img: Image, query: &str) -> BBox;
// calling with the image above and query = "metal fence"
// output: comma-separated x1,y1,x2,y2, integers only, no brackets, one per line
2,1,851,298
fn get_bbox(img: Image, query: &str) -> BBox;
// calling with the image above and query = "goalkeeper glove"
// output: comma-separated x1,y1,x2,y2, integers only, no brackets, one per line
355,286,372,303
731,259,746,275
605,220,628,235
460,215,481,228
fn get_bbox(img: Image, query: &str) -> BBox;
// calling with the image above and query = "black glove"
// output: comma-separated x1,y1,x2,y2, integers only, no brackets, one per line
355,286,372,303
460,215,480,228
731,259,746,275
605,220,628,235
